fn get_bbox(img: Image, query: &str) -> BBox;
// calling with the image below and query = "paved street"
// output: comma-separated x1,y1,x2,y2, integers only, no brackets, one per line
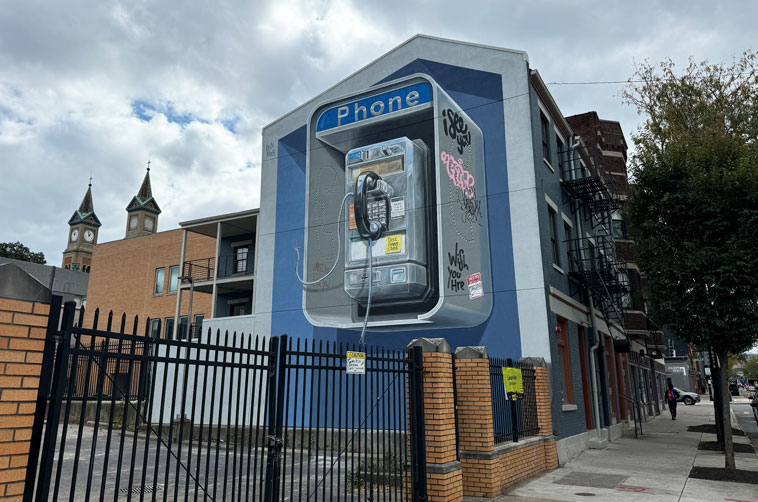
37,424,404,501
487,396,758,502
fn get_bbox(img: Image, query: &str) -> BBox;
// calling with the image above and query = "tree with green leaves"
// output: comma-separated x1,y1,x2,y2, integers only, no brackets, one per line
623,52,758,470
743,355,758,381
0,242,46,264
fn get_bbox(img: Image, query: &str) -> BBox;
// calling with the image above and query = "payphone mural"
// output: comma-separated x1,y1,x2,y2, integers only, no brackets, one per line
299,74,492,330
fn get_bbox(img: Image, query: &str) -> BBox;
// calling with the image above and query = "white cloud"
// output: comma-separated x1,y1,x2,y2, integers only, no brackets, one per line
0,0,756,264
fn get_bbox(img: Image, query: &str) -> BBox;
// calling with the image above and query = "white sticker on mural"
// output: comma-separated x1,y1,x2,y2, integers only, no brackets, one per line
467,272,483,300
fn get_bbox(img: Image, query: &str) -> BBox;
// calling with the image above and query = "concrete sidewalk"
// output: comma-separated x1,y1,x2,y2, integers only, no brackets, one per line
483,398,758,502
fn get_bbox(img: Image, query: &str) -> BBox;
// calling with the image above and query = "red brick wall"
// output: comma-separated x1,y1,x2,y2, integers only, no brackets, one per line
455,356,558,498
85,229,215,327
0,298,49,501
421,351,463,501
454,358,494,451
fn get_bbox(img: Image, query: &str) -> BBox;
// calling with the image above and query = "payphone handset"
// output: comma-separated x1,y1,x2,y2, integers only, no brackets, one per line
344,137,432,305
353,170,393,241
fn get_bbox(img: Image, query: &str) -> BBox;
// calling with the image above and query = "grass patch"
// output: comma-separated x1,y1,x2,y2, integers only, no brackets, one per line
347,454,407,491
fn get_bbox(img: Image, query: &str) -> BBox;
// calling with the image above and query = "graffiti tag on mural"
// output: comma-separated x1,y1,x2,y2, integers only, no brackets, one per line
457,188,483,225
442,108,471,154
265,141,276,159
446,243,469,292
311,262,330,289
441,151,475,199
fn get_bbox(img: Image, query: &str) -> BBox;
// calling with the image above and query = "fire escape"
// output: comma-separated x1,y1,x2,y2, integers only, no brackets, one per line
561,144,628,329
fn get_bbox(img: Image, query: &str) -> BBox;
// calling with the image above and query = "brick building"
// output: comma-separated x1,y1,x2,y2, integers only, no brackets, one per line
85,228,215,337
84,167,258,340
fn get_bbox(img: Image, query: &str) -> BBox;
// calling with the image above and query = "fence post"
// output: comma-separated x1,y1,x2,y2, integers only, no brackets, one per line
522,357,558,471
23,296,62,501
263,335,284,502
408,345,428,501
453,346,499,498
506,358,519,443
29,300,74,502
407,338,461,502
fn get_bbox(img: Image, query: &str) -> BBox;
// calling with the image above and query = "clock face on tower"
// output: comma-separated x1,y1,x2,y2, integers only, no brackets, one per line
70,229,79,242
84,229,95,243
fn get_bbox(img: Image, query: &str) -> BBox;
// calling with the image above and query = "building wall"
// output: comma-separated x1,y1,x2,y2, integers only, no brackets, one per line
85,229,215,329
527,88,602,439
256,36,543,360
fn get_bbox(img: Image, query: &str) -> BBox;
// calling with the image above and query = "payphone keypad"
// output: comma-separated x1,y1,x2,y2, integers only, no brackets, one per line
367,199,387,227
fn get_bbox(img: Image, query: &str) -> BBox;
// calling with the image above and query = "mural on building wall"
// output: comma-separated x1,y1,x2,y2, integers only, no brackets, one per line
296,74,492,331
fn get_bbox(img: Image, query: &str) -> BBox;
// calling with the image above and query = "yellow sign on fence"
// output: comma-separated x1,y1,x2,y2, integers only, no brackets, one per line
502,367,523,398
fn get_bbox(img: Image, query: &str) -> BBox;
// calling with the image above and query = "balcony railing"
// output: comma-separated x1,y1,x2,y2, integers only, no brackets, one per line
182,257,215,282
182,251,254,283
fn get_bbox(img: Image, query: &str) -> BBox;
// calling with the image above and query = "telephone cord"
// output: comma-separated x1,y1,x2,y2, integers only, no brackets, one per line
294,192,352,286
359,238,373,346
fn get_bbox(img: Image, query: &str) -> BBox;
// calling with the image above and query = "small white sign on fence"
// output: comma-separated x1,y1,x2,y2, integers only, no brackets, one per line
346,351,366,375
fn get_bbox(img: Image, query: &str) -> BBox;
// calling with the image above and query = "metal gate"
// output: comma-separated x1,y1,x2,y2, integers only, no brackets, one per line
24,299,427,501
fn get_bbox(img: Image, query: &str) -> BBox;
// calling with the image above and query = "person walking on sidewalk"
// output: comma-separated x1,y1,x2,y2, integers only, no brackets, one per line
666,383,680,420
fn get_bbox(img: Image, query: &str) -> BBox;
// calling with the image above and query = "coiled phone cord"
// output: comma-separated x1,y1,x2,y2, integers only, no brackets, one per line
294,192,352,286
359,238,373,346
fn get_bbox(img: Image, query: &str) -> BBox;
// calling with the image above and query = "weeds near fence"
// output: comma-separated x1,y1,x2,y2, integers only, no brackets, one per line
346,453,407,491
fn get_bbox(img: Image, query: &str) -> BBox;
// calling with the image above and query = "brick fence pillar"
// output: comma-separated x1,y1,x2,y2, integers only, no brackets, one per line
454,347,499,497
524,358,558,471
0,296,50,501
407,338,462,502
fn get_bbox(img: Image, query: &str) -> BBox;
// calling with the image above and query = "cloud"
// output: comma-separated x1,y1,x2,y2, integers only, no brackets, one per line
0,0,756,264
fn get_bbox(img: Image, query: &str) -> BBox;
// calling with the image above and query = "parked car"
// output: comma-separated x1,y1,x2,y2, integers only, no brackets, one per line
675,388,700,405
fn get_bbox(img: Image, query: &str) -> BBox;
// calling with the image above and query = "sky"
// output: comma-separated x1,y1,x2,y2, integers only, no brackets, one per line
1,0,756,264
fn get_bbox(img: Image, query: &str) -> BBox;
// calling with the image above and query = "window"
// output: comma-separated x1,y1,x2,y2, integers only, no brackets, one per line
564,222,573,272
556,137,566,178
164,317,175,339
129,215,138,230
557,317,574,404
548,206,560,267
177,315,189,340
154,268,165,295
231,303,247,316
234,246,249,274
193,314,205,340
150,318,161,338
620,270,632,308
144,216,155,232
612,210,627,239
540,113,551,161
168,265,179,293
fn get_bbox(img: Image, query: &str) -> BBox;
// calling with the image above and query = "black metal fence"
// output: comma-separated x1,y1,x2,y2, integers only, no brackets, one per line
489,358,539,444
25,299,427,501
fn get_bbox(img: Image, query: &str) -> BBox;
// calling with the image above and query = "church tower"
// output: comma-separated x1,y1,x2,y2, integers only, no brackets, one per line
62,182,101,272
125,164,161,239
